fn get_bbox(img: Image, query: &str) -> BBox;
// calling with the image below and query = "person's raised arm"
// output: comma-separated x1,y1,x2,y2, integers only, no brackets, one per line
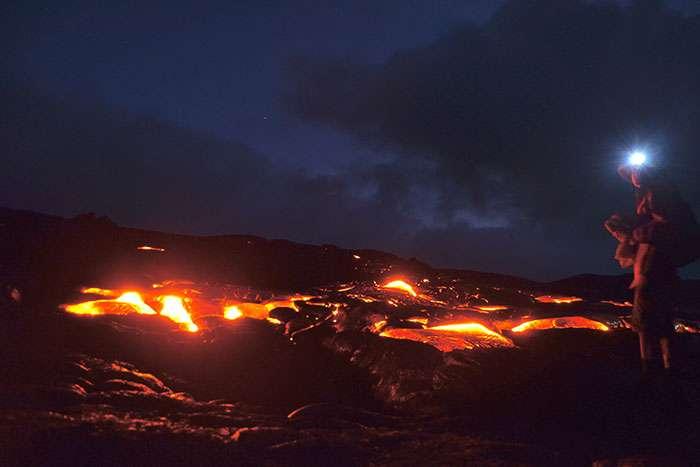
630,242,654,289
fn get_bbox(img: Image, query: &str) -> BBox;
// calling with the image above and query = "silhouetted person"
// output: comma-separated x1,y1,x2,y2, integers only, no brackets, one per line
617,164,698,376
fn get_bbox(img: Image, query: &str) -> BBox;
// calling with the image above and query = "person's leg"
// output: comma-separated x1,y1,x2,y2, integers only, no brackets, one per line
634,284,666,375
639,332,656,372
660,336,672,370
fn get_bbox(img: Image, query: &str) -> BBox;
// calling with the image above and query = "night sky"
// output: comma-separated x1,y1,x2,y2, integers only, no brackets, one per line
3,0,700,280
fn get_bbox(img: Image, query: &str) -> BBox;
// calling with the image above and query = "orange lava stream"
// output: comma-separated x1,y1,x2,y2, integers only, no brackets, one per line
534,295,583,304
137,245,166,252
117,292,158,315
475,305,509,312
380,322,514,351
223,305,243,320
157,295,198,332
65,290,198,332
382,280,417,297
430,322,502,336
262,295,314,312
406,317,428,325
511,316,609,333
64,291,157,316
80,287,118,297
601,300,633,308
232,303,268,320
63,300,108,315
66,285,317,330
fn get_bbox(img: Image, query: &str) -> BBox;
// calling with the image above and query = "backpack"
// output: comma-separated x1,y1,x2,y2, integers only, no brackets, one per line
670,226,700,268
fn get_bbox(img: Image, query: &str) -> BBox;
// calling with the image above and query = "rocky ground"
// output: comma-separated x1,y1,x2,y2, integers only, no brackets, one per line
2,207,700,466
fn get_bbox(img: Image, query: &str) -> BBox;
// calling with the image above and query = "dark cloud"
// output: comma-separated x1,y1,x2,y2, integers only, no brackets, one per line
3,0,700,280
0,82,448,256
285,0,700,218
283,0,700,278
0,81,563,279
1,82,270,234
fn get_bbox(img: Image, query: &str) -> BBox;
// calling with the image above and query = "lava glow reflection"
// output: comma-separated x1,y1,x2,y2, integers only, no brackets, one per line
382,280,417,297
511,316,609,333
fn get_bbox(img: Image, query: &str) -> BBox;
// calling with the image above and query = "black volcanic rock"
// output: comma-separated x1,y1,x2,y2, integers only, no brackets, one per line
3,206,698,309
268,307,297,323
3,207,700,465
0,207,430,306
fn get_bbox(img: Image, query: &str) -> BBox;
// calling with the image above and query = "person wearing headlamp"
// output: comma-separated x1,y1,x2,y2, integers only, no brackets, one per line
615,152,699,377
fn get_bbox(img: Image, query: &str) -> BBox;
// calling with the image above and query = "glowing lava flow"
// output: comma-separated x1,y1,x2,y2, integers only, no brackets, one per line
475,305,509,312
65,290,198,332
223,305,243,320
511,316,609,333
158,296,198,332
263,295,314,312
66,285,313,330
64,291,157,316
601,300,633,308
117,292,158,315
382,280,417,297
224,302,286,320
406,317,428,326
137,245,166,252
80,287,118,297
233,303,268,320
534,295,583,304
380,322,514,352
430,322,503,336
63,300,109,315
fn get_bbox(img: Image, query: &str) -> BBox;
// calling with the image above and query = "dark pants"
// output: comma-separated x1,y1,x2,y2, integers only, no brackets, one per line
631,269,679,339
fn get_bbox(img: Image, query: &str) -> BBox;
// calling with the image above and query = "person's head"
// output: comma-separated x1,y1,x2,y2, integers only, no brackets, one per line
630,170,643,188
618,164,658,189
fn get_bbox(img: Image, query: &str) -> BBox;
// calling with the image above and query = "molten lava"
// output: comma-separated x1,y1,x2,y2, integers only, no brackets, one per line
675,321,700,333
61,275,615,344
223,305,243,320
475,305,509,312
158,296,198,332
382,280,417,297
118,292,158,315
264,300,297,311
601,300,633,308
65,290,199,331
64,291,157,316
534,295,583,304
263,295,314,312
430,322,502,336
406,317,428,326
65,284,322,332
511,316,609,333
231,303,268,320
137,245,166,252
380,322,513,352
80,287,118,297
63,300,110,315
